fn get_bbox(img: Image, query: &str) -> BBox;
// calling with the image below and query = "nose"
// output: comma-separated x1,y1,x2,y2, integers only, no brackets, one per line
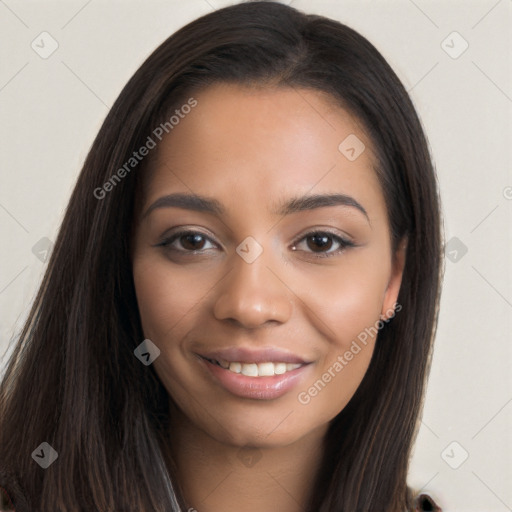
213,246,293,329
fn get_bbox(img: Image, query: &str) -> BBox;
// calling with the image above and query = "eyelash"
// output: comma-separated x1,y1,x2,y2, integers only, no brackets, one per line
155,229,356,259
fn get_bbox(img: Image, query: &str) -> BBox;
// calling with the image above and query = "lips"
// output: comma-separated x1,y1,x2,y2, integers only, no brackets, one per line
196,347,313,400
200,347,309,365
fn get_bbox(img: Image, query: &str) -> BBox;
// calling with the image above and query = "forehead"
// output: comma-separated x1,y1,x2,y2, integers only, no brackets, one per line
142,83,385,221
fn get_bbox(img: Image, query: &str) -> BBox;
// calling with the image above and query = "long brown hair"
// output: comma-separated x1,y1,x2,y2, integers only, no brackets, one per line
0,2,443,510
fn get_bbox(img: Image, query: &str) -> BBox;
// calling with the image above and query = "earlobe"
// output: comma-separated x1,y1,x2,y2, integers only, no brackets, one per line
381,237,408,320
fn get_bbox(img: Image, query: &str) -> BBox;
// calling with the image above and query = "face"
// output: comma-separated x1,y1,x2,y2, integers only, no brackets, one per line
131,83,405,449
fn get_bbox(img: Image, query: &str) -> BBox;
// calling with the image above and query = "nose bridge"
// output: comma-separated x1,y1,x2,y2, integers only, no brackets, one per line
213,239,293,328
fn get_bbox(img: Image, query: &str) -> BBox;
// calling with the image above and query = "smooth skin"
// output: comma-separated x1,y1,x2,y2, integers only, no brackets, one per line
131,83,406,512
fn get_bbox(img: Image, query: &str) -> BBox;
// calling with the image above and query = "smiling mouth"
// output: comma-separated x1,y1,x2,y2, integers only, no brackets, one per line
203,357,304,377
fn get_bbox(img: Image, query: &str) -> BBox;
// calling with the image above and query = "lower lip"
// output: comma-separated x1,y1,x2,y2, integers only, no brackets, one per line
199,358,311,400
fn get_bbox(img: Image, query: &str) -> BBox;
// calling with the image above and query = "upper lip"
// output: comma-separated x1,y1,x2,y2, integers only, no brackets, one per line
199,347,310,364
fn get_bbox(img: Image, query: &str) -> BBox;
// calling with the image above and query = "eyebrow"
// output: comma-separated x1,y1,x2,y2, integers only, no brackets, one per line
142,192,369,222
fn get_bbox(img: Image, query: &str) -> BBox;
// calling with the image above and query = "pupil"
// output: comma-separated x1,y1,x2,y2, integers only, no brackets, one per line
309,234,332,252
183,234,204,250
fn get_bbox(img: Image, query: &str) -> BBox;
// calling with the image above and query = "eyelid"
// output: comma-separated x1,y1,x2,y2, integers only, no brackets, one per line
153,227,219,250
291,226,354,245
154,227,356,257
290,229,355,258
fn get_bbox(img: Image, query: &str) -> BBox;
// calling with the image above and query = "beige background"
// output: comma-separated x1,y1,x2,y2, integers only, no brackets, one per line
1,0,511,510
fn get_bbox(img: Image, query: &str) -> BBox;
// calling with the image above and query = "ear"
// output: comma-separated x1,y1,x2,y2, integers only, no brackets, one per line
381,237,407,320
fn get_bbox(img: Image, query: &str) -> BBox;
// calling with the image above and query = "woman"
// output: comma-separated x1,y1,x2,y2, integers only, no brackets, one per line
0,1,443,510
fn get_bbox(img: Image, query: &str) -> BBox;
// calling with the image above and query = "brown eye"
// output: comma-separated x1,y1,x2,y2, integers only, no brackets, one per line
306,234,334,252
156,230,216,253
180,233,207,251
292,231,355,258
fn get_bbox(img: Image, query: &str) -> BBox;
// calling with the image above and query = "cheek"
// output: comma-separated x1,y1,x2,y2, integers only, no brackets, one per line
292,256,388,418
295,253,388,347
132,256,208,340
132,257,209,412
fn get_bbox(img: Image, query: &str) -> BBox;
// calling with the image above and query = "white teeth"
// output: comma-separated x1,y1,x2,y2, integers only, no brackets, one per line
274,363,287,375
213,359,303,377
229,361,241,373
258,362,275,376
241,363,259,377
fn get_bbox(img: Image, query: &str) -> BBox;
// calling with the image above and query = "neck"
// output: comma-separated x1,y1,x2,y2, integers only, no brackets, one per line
167,407,327,512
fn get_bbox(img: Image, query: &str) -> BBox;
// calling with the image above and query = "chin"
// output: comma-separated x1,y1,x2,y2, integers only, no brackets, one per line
199,402,326,450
